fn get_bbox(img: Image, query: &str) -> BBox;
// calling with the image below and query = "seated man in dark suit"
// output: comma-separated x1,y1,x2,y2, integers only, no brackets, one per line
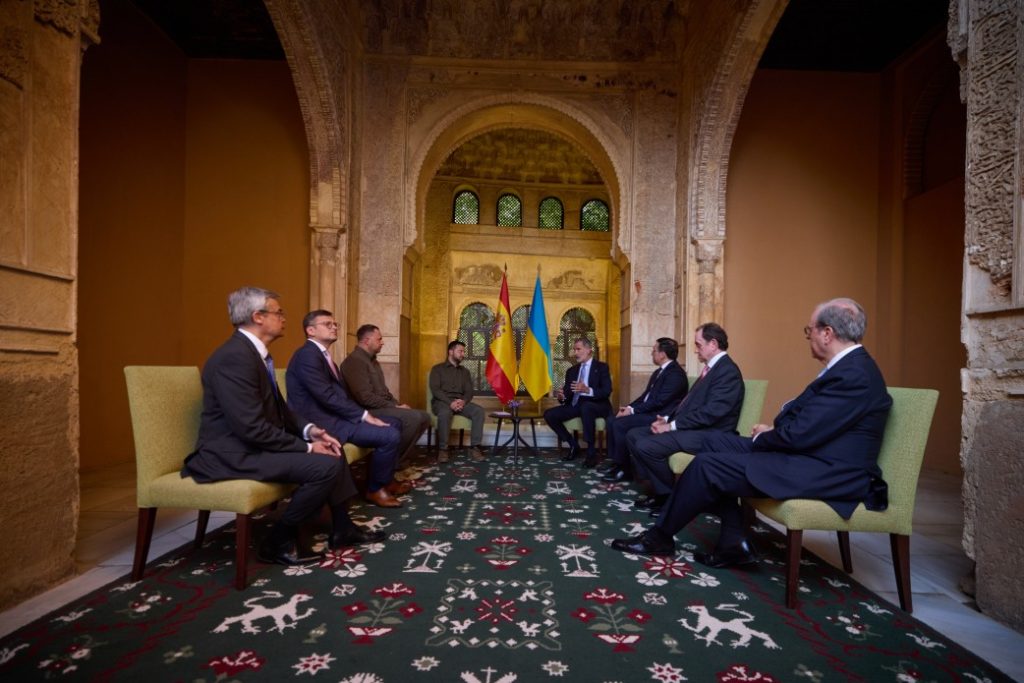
182,287,385,567
339,324,431,461
286,309,409,509
600,337,688,474
608,323,745,518
543,337,613,466
611,298,892,569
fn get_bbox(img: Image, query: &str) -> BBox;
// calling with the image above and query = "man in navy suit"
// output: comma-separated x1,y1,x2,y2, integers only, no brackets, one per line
600,337,688,474
607,323,745,517
543,337,613,466
286,309,409,509
611,298,892,568
182,287,385,567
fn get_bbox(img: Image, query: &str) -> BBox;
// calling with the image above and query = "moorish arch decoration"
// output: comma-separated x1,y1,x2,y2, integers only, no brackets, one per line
682,0,788,339
407,94,628,258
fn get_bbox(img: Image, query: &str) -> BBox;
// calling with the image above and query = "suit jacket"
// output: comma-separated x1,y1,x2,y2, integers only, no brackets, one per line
747,346,892,518
628,361,688,415
560,359,613,408
286,340,366,442
182,331,309,482
339,346,397,409
671,354,745,433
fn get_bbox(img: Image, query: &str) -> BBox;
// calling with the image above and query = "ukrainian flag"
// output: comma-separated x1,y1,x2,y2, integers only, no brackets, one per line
519,274,552,401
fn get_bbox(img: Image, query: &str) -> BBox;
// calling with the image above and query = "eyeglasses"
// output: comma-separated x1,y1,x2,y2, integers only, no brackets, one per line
259,309,286,318
315,321,339,328
803,324,828,337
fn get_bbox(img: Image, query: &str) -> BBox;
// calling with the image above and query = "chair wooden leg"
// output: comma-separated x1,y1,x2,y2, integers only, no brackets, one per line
427,426,433,451
837,531,853,573
458,429,465,448
891,533,913,612
235,513,251,590
195,510,211,548
785,529,803,609
132,508,157,581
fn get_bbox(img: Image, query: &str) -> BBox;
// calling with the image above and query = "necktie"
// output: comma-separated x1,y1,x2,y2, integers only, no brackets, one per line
643,367,662,403
265,354,280,396
572,362,589,406
323,349,340,380
698,364,709,381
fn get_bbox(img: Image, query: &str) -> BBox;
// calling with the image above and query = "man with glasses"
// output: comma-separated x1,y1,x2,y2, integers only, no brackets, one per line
182,287,385,567
340,324,431,463
286,310,409,509
611,298,892,568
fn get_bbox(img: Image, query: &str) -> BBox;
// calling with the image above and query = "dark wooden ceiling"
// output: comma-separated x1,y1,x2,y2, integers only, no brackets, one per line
127,0,949,71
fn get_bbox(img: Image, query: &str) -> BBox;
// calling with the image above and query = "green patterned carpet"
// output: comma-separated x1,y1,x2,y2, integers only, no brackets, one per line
0,448,1011,682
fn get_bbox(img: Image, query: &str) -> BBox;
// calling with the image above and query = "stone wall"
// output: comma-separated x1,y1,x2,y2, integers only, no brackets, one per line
0,0,98,609
949,0,1024,630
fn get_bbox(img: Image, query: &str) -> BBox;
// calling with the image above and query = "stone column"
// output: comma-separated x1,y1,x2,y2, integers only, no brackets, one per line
311,224,347,351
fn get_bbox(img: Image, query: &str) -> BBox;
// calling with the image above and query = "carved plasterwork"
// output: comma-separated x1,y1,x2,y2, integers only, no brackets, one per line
954,0,1018,296
347,0,688,63
454,263,503,287
547,269,597,291
436,129,603,186
0,26,27,87
33,0,77,35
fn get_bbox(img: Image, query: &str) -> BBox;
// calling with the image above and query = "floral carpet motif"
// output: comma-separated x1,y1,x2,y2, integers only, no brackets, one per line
0,448,1012,682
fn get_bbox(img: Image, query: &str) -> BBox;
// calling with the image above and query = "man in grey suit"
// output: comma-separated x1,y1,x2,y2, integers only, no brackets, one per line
182,287,385,567
608,323,745,517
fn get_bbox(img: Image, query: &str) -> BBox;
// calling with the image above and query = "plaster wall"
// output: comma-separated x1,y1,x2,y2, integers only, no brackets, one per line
79,0,186,471
724,69,882,421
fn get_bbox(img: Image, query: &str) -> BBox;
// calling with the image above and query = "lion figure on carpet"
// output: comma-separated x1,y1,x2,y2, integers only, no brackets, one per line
212,591,315,635
679,603,780,649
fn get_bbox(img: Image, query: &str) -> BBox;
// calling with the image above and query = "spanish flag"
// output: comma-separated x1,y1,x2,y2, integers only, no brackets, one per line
485,270,517,404
519,273,552,401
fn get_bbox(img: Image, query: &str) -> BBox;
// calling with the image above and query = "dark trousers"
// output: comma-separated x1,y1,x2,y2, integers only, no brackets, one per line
431,400,485,449
210,450,358,528
543,399,611,456
629,428,715,496
605,412,657,468
346,416,403,492
370,407,431,459
653,432,762,549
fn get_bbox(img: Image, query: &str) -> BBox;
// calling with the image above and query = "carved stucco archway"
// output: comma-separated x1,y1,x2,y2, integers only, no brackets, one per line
682,0,788,344
407,94,627,259
264,0,353,341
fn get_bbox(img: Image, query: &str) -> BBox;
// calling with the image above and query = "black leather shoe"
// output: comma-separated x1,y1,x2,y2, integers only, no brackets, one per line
602,467,633,483
582,454,599,468
693,540,759,568
329,526,387,550
610,530,675,556
634,494,667,510
647,507,664,519
597,461,618,474
257,541,323,566
561,446,579,462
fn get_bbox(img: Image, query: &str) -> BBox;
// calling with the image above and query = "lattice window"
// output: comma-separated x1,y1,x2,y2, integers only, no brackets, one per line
497,193,523,227
456,302,494,392
553,307,599,385
453,190,480,225
512,304,531,394
580,199,610,231
538,197,564,229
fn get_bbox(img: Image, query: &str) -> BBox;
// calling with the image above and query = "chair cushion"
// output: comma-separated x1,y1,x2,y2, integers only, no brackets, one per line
344,443,370,464
747,497,908,535
141,474,296,512
669,451,695,475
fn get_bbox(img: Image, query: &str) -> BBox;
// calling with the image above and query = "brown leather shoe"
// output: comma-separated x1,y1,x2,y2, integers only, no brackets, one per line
365,487,402,508
437,448,450,463
469,447,486,462
385,479,413,495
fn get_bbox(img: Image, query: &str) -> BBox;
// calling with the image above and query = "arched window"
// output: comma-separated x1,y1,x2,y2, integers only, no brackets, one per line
553,307,599,385
580,199,610,231
511,304,531,393
453,190,480,225
496,193,522,227
456,302,494,392
538,197,564,229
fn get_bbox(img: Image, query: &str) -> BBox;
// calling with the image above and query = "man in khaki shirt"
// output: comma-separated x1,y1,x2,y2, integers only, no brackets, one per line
340,324,430,460
429,340,486,463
